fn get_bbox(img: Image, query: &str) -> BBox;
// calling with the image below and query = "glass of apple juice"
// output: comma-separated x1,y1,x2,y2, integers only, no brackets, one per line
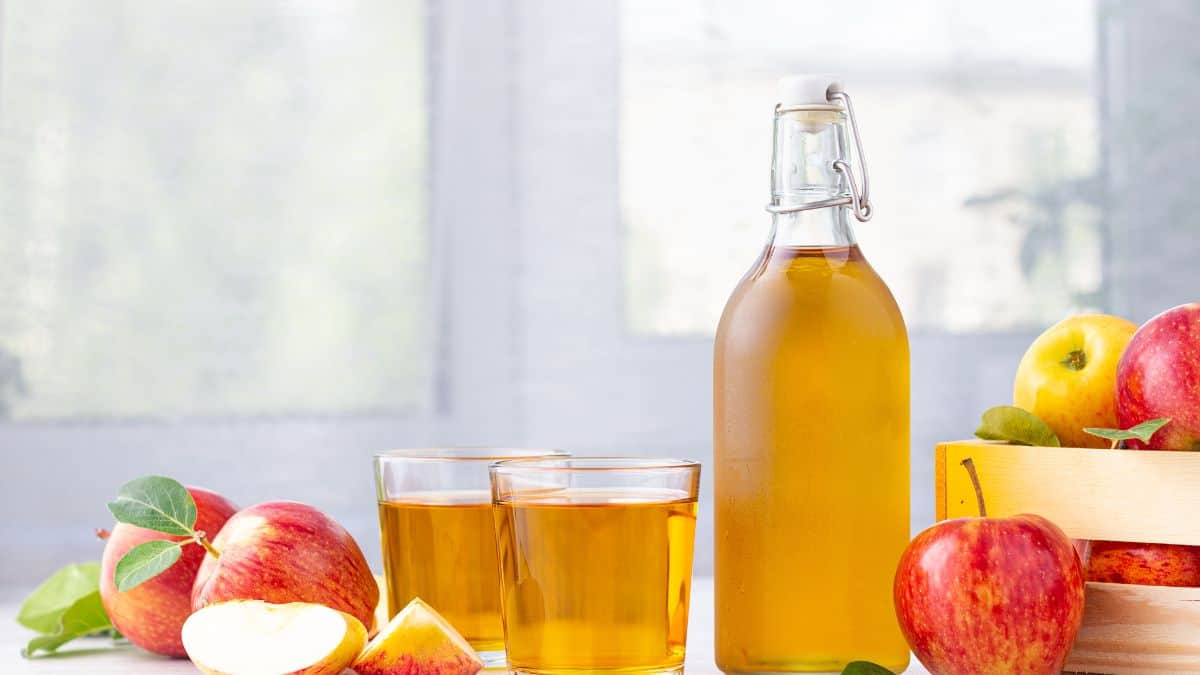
374,448,567,667
490,457,700,675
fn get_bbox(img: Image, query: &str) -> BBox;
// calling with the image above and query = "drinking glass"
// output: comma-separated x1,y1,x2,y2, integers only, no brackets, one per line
374,448,566,666
490,457,701,675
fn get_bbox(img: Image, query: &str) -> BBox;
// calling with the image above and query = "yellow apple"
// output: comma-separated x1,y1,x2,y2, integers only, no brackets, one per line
351,597,483,675
1013,314,1138,448
181,600,366,675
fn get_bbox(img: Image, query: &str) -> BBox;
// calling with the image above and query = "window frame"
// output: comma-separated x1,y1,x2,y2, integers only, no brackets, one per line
3,0,1156,586
504,2,1072,574
0,0,526,586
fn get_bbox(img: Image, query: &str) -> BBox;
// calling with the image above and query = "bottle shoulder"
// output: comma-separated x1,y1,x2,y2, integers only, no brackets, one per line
716,245,908,346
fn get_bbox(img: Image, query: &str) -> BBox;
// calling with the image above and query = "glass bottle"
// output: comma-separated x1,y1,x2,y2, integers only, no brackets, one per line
714,76,910,673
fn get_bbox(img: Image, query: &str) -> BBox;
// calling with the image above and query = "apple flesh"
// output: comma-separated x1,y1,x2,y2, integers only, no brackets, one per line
1088,540,1200,587
191,501,378,633
1117,302,1200,450
351,597,483,675
182,600,366,675
1013,314,1138,448
894,513,1085,675
371,573,388,638
99,486,238,657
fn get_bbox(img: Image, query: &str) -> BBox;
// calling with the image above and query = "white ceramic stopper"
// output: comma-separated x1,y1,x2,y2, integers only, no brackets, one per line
777,75,842,107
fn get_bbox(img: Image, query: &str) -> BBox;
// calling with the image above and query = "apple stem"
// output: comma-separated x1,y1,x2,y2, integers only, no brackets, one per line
194,530,221,559
961,457,987,517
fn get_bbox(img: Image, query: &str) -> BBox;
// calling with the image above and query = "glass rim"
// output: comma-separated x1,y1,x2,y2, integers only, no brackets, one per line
375,447,568,462
489,456,700,473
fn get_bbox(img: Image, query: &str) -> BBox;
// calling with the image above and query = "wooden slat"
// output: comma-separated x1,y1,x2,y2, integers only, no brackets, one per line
937,440,1200,545
1066,582,1200,674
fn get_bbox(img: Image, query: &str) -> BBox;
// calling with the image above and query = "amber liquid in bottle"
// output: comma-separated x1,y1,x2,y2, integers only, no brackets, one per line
714,103,910,673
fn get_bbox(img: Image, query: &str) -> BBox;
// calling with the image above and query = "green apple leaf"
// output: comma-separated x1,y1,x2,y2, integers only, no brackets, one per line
1084,418,1171,447
107,475,196,535
975,405,1061,447
114,540,182,592
17,562,101,634
842,662,893,675
22,591,112,657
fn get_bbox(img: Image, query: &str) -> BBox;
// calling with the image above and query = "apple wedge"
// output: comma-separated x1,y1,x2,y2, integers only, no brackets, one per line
351,597,483,675
182,600,366,675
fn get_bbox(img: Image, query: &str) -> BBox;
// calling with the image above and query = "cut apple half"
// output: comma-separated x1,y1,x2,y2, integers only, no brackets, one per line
182,600,367,675
352,597,483,675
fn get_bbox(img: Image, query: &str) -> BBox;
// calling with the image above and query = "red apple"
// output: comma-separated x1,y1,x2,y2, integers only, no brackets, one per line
99,487,238,657
894,466,1084,675
1116,302,1200,450
1094,303,1200,585
191,501,378,632
1088,540,1200,587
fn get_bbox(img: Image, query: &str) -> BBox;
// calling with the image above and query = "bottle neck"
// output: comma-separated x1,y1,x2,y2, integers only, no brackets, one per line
768,107,856,248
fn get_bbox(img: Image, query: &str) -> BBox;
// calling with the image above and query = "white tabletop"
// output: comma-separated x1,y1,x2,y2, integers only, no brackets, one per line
4,578,930,674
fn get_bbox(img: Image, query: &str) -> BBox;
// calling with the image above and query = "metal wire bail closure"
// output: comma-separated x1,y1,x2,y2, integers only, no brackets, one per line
826,83,872,222
765,83,874,223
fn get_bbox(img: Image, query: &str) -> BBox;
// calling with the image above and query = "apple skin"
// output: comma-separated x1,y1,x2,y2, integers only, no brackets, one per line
894,514,1085,675
1116,302,1200,451
99,487,238,657
1013,314,1138,448
1088,541,1200,587
191,501,378,633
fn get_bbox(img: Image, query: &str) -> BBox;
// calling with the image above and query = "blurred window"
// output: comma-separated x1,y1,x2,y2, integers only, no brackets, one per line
622,0,1099,335
0,1,427,418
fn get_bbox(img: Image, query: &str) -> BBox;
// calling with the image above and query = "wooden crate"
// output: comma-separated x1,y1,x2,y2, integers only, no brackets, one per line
935,440,1200,674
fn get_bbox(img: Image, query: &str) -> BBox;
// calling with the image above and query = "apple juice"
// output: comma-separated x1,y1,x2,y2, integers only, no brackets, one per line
714,78,909,673
492,488,697,673
378,491,502,651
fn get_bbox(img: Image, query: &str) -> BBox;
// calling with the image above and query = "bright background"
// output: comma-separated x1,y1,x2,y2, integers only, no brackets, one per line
2,0,1198,588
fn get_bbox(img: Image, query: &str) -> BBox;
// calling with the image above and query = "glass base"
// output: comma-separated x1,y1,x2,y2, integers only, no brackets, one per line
478,650,507,669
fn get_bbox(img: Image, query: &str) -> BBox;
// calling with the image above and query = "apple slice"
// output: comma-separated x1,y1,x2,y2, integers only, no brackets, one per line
351,597,483,675
182,600,366,675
